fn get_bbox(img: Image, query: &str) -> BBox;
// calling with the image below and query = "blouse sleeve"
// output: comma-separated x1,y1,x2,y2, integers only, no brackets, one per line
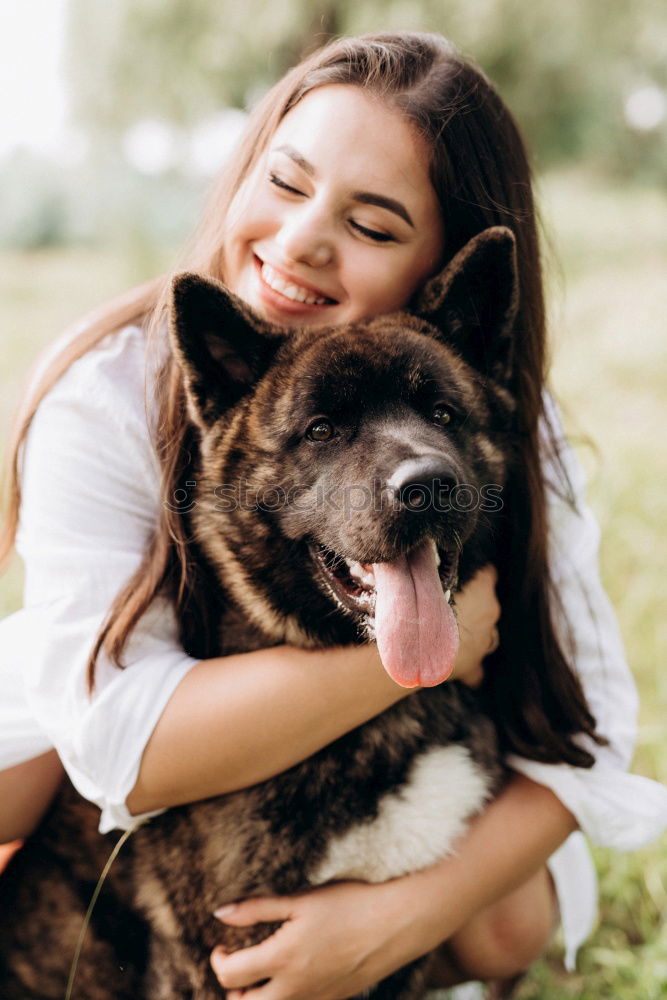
506,398,667,850
15,326,198,833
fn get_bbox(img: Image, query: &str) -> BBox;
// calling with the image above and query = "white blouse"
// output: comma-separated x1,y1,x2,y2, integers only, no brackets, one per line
1,323,666,969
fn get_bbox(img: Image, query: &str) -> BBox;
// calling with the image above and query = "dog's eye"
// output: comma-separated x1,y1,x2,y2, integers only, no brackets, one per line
307,419,335,442
432,405,453,427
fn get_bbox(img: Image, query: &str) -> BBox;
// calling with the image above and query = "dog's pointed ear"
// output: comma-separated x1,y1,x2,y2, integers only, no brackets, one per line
413,227,519,383
170,273,286,428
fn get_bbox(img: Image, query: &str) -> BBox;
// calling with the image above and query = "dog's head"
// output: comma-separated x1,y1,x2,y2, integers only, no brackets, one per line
170,227,518,686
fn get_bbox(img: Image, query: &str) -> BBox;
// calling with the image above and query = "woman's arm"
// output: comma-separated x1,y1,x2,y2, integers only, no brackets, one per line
127,565,500,814
209,775,576,1000
0,565,497,836
126,642,407,814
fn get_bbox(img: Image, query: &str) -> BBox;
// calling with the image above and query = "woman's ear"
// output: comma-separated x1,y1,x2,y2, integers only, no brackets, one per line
413,226,519,383
170,273,286,428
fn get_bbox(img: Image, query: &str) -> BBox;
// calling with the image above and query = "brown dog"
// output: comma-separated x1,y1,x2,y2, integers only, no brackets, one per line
0,226,518,999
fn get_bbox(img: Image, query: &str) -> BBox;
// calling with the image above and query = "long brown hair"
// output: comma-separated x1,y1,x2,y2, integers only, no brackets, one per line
1,32,601,766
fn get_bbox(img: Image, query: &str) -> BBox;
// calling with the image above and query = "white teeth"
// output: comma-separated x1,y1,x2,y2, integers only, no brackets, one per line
347,559,376,590
261,262,328,305
444,589,451,604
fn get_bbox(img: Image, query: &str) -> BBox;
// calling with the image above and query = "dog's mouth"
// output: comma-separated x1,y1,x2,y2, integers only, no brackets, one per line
309,539,460,688
311,543,458,614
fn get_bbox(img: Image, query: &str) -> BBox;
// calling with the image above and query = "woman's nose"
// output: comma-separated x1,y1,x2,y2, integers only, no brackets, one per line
275,205,335,269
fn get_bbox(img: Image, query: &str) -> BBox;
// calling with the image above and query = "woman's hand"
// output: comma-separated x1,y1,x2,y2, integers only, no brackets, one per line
451,564,501,687
211,879,429,1000
210,778,576,998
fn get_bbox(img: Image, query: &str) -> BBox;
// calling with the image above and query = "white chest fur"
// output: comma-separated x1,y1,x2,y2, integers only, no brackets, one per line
308,745,492,886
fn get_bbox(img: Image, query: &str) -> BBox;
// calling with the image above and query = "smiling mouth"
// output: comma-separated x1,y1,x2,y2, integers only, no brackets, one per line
256,258,337,307
309,541,458,619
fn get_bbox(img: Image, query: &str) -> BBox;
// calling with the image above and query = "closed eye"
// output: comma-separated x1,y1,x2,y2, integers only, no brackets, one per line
269,172,304,196
349,220,396,243
269,172,396,243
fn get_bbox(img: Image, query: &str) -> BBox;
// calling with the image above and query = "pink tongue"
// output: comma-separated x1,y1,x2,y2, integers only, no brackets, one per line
373,541,459,688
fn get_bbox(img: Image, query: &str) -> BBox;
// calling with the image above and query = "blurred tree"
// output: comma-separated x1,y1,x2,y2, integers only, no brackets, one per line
58,0,667,181
65,0,344,129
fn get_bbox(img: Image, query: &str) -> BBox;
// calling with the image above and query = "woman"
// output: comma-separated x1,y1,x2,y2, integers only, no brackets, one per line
1,32,666,999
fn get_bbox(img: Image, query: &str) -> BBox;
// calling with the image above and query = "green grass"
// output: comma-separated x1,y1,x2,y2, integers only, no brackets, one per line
1,168,666,996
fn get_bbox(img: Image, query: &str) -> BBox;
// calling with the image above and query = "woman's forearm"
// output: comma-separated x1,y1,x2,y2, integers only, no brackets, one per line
127,568,499,816
127,643,409,815
379,774,577,958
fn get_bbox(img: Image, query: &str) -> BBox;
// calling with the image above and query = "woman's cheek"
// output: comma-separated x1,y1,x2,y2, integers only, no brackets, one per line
355,263,415,315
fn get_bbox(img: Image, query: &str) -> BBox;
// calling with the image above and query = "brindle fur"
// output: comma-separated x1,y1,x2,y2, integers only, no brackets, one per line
0,228,519,999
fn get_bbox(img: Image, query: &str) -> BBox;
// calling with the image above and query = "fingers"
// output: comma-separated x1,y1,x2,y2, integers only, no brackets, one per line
456,565,500,623
215,895,293,926
477,562,498,586
211,938,277,992
477,565,501,625
486,625,500,655
226,987,278,1000
212,897,293,993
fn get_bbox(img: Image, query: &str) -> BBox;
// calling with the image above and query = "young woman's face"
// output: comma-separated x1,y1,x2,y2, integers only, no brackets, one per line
223,85,445,327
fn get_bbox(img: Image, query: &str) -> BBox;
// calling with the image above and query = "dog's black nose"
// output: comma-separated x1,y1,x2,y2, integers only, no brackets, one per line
388,457,458,511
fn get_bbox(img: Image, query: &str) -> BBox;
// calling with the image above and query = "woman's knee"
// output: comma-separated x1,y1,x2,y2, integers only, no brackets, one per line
0,750,64,843
447,867,558,980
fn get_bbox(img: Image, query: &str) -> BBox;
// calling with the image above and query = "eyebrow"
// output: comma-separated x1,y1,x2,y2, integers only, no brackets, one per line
274,143,415,228
275,144,315,176
351,191,414,228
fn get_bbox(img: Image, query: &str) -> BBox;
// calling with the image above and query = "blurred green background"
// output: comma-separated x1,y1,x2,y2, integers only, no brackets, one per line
1,2,666,997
